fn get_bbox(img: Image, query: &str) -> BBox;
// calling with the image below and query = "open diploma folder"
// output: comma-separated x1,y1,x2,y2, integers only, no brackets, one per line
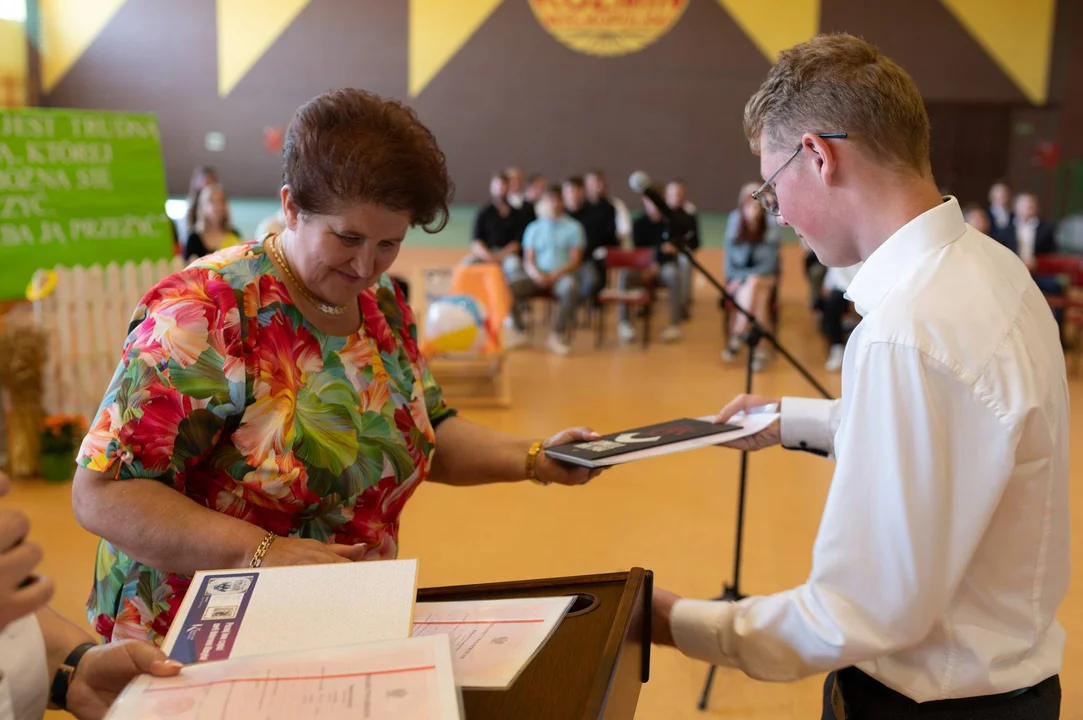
543,413,780,469
160,560,420,663
105,635,463,720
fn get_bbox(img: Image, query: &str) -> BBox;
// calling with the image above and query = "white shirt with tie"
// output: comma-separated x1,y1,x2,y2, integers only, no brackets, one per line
0,615,49,720
671,197,1069,703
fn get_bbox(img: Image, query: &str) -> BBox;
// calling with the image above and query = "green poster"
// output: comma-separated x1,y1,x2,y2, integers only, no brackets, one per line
0,107,173,299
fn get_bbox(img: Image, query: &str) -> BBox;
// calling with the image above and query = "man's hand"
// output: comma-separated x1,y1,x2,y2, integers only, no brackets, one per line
714,394,782,452
652,588,681,647
0,472,54,633
66,641,182,720
661,242,678,255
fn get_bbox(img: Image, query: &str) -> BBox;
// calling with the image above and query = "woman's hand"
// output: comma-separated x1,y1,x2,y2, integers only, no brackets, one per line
66,641,182,720
713,394,781,452
535,427,605,486
0,472,54,633
260,537,367,567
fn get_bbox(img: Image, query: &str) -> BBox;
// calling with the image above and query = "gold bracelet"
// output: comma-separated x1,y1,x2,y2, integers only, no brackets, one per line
249,531,278,568
526,440,548,485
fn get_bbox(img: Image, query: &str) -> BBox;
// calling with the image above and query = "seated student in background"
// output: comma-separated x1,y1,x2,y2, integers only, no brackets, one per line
562,176,615,306
820,263,861,372
585,169,632,246
615,196,683,344
963,202,991,234
986,180,1014,243
721,182,781,371
665,180,701,318
464,173,525,278
184,183,242,259
505,166,525,209
0,472,180,720
516,185,585,356
1005,193,1064,335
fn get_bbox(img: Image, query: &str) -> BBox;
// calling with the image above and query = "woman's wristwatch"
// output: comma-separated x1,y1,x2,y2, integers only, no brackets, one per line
50,642,96,710
526,440,548,485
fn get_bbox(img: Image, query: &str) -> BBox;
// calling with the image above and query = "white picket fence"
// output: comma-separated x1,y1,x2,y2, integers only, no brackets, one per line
33,257,188,422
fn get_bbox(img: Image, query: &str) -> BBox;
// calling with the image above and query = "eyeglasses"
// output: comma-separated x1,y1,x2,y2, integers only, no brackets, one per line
751,132,848,216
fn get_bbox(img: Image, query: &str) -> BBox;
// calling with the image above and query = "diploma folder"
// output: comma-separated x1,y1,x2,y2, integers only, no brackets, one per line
161,559,419,663
543,418,742,468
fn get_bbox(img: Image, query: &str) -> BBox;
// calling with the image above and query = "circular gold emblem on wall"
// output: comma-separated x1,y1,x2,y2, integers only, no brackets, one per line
528,0,690,57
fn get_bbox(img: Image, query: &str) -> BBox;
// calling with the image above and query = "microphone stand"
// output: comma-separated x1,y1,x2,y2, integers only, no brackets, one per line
659,219,834,711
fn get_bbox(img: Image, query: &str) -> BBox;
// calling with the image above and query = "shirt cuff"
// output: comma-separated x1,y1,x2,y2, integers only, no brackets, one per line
780,397,836,457
670,599,739,668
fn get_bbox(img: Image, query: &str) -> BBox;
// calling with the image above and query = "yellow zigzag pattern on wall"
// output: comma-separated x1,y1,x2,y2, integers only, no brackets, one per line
39,0,129,93
217,0,312,97
35,0,1058,105
940,0,1056,104
717,0,820,62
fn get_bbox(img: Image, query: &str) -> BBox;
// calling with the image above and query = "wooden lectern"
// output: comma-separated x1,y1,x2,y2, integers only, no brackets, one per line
418,568,653,720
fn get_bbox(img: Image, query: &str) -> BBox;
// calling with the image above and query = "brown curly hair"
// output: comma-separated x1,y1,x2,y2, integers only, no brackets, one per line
283,89,453,232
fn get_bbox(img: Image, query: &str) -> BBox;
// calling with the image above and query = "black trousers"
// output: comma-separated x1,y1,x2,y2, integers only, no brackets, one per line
822,668,1060,720
821,289,848,346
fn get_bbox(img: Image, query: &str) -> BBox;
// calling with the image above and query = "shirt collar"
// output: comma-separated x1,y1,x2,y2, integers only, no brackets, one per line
845,196,966,316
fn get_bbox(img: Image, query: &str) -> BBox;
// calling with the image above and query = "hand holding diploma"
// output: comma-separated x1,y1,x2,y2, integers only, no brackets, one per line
712,394,781,452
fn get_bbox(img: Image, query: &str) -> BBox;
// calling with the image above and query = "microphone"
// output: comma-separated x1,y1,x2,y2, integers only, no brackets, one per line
628,171,674,223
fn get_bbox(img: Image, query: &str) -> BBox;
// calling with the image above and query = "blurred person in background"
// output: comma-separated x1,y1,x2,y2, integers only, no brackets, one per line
616,196,683,344
505,166,525,209
182,165,217,238
721,181,781,371
585,169,631,245
562,176,610,307
820,263,861,372
665,179,701,318
986,180,1013,243
1005,193,1063,336
963,202,991,234
517,185,585,355
184,183,242,259
0,472,180,720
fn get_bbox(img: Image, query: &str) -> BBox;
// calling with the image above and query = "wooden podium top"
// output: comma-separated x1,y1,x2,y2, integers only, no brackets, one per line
418,568,653,720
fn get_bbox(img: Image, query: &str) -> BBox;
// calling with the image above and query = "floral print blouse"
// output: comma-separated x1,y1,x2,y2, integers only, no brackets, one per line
76,239,453,644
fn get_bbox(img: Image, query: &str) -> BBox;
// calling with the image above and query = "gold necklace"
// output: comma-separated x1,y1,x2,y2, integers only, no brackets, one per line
269,234,348,316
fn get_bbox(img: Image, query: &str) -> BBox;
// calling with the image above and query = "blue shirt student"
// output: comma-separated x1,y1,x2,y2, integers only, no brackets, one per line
523,216,585,274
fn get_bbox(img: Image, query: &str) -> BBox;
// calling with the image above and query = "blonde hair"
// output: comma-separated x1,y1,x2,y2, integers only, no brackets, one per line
744,33,931,177
193,183,232,235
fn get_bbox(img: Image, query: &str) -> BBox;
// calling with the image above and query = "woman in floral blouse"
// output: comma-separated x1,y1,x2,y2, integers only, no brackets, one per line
72,89,600,645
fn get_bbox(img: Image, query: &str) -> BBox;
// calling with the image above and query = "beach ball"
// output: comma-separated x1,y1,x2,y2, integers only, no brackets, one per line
424,295,488,353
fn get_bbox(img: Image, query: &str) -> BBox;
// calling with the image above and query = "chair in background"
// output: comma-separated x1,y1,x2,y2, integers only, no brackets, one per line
595,248,656,349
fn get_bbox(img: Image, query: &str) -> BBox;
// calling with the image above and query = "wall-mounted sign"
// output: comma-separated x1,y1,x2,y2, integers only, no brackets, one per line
528,0,689,57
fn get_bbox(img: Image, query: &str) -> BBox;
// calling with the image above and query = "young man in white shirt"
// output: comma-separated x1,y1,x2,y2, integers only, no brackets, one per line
650,33,1067,719
0,472,180,720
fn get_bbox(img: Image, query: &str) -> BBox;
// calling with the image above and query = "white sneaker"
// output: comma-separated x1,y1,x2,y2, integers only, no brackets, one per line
547,332,571,356
659,325,682,343
504,327,528,350
618,321,637,343
721,337,740,362
751,348,769,372
825,344,844,372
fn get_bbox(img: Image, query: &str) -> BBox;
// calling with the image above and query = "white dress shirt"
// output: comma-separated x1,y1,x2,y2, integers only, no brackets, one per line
0,615,49,720
1016,217,1040,265
672,197,1069,702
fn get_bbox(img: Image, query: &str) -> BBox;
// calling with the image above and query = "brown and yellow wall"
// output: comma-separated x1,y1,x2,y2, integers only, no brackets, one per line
18,0,1083,211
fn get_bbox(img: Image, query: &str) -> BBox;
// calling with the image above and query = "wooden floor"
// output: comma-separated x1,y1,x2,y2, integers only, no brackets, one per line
15,244,1083,719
